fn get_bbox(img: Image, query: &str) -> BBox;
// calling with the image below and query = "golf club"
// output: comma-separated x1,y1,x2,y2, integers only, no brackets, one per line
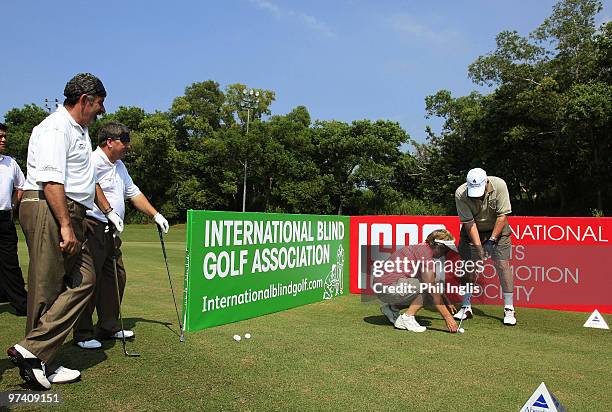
157,225,185,343
456,305,467,333
112,231,140,357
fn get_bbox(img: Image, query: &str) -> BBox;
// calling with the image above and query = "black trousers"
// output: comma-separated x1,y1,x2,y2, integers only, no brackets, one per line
0,213,27,314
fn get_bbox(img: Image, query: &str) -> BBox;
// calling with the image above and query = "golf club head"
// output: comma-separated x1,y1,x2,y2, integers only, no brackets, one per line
125,351,141,357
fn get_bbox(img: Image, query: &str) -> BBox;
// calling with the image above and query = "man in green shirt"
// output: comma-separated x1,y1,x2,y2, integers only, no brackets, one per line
454,168,516,326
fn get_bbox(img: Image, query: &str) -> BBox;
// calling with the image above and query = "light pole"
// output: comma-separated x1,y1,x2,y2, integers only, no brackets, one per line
239,88,260,212
43,98,59,113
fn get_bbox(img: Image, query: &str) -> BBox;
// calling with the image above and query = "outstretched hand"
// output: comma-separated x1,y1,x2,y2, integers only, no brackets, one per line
445,316,459,333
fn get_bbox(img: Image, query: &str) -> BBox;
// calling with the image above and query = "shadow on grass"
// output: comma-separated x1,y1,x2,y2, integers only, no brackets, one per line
471,307,504,323
0,358,15,385
59,317,178,370
363,315,432,327
121,317,179,338
1,316,181,383
0,302,24,316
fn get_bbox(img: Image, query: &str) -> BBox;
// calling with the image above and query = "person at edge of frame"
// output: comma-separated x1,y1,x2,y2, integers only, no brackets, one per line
0,122,28,316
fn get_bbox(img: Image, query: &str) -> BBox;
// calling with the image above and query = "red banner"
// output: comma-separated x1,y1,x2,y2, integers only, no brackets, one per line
350,216,612,313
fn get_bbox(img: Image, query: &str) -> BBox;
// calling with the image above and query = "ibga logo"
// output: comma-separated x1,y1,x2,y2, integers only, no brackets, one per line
352,218,457,292
532,394,549,409
520,382,565,412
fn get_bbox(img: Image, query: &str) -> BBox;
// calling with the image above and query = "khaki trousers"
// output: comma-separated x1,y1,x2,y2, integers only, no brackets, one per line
74,217,126,341
18,190,95,364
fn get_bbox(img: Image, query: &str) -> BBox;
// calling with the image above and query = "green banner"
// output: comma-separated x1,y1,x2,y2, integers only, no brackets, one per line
183,211,350,331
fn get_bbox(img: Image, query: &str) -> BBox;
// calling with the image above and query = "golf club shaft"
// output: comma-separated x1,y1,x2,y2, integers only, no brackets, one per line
112,233,140,357
157,225,185,341
457,306,467,331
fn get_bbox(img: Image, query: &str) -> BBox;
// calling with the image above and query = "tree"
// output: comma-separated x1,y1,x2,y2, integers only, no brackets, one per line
170,80,224,153
128,113,178,219
313,119,410,215
423,0,610,215
3,104,48,169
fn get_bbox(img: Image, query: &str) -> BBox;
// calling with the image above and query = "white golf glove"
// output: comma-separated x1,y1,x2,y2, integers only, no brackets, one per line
154,213,169,233
105,210,124,234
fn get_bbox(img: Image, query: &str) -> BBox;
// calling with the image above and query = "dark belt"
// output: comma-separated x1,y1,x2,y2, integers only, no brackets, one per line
22,190,46,200
22,190,88,218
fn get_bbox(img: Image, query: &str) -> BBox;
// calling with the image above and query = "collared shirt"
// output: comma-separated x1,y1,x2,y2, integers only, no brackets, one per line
0,155,25,211
378,244,436,286
87,147,141,223
23,105,95,208
455,176,512,232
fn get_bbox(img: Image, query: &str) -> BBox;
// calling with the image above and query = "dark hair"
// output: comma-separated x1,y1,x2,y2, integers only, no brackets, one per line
63,73,106,106
98,122,130,147
0,123,6,132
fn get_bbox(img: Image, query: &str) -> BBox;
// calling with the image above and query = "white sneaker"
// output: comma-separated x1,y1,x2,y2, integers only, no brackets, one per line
48,366,81,384
8,344,51,389
503,307,517,326
380,304,400,324
76,339,102,350
111,330,135,339
453,306,473,320
394,314,426,332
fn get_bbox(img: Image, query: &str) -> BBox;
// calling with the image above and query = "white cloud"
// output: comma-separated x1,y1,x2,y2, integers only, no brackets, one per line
249,0,281,18
288,10,335,38
390,14,461,46
248,0,335,37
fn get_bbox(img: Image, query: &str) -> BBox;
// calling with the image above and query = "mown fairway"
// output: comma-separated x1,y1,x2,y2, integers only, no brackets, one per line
1,225,610,411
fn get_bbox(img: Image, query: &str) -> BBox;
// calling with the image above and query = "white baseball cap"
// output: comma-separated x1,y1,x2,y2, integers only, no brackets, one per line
434,239,458,253
466,168,487,197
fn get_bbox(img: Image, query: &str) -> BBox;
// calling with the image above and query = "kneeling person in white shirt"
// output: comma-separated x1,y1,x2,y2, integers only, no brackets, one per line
74,122,169,349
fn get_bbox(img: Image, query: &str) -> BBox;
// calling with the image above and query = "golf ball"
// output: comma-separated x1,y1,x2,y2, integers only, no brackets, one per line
233,334,241,342
244,333,251,339
458,328,465,333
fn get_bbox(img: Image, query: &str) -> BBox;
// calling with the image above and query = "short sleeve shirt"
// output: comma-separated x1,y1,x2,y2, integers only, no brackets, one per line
87,147,141,222
0,155,25,211
23,105,95,208
377,244,435,286
455,176,512,232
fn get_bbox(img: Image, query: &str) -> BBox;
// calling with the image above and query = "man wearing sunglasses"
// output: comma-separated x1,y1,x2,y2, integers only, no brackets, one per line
73,122,169,350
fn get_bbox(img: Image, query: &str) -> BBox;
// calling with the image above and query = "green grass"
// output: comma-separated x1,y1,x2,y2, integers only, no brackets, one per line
1,224,611,411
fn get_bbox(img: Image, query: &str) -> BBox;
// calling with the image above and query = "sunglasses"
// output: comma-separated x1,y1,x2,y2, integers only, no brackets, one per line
111,134,130,143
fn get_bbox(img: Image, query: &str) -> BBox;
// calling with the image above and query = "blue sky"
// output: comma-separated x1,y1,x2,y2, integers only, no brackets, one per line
1,0,610,143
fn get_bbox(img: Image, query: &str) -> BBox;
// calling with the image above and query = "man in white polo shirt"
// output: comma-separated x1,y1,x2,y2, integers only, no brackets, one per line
0,122,28,316
74,121,168,350
7,74,124,389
